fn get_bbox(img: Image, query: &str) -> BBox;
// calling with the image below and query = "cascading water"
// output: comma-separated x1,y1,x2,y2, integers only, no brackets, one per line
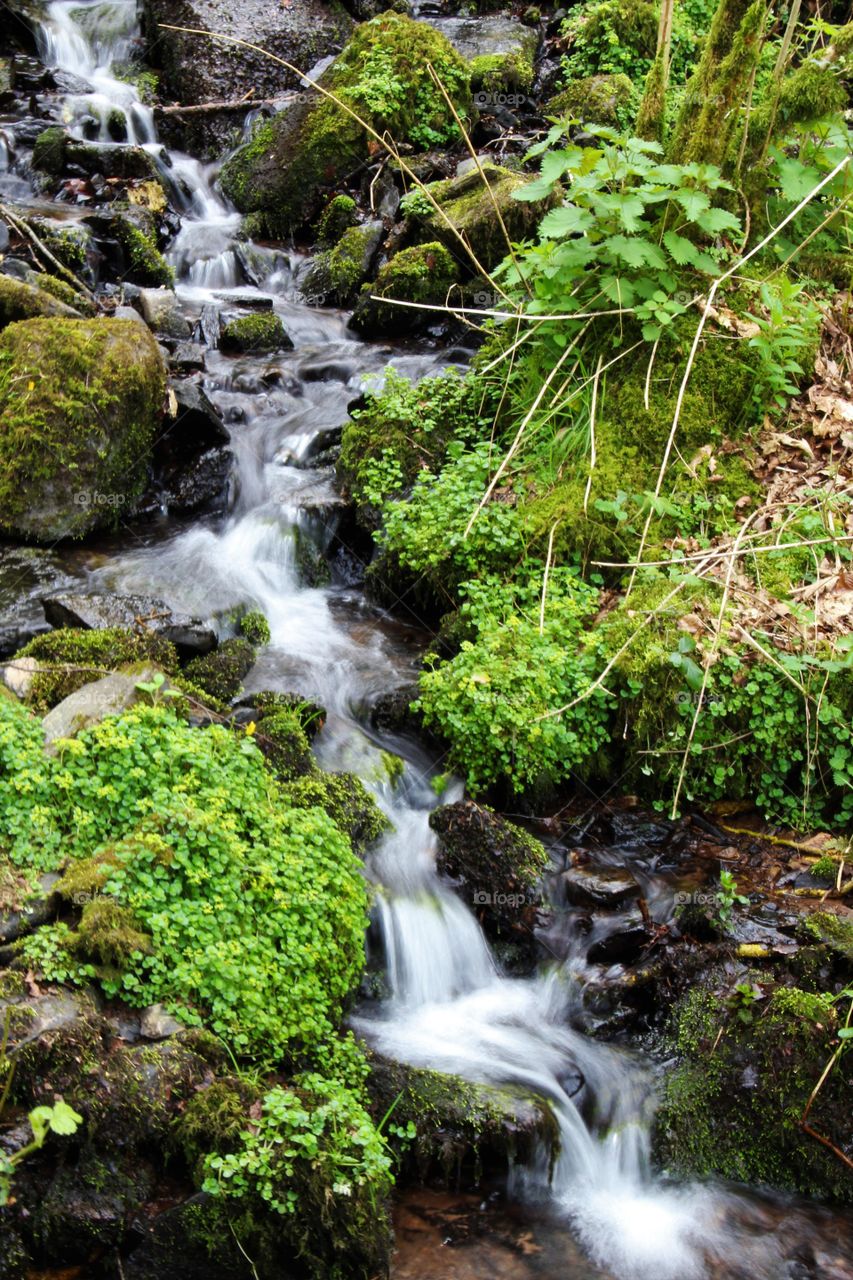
18,7,853,1278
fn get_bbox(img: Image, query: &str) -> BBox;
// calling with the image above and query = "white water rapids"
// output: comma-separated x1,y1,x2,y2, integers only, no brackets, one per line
13,5,846,1276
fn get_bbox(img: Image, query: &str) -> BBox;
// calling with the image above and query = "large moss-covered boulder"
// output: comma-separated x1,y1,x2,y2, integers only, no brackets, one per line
0,318,166,542
141,0,354,106
13,626,179,713
403,163,557,272
348,242,459,337
219,11,472,237
656,981,853,1203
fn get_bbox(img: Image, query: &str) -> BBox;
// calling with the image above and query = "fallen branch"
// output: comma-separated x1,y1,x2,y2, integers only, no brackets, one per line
154,97,289,117
0,201,96,305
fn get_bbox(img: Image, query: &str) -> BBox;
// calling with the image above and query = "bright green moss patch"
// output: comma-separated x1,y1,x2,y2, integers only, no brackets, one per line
282,771,391,852
350,242,459,335
0,274,80,327
255,710,315,781
0,317,165,542
184,637,256,703
220,312,290,353
316,193,358,247
545,73,634,126
238,610,271,646
470,49,535,93
16,626,178,713
112,217,173,287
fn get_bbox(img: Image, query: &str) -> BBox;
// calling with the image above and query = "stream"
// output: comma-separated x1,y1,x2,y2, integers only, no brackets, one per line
2,5,853,1277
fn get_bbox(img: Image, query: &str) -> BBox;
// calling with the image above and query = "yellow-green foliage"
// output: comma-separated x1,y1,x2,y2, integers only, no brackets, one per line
0,274,79,327
0,318,165,541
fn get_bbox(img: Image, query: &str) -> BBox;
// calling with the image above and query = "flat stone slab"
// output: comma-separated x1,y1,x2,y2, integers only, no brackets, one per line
43,593,217,656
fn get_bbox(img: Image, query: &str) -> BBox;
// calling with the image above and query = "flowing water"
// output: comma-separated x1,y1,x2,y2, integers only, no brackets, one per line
4,7,853,1277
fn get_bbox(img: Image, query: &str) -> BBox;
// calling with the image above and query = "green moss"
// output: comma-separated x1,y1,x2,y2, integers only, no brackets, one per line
282,771,391,852
748,58,847,158
16,626,178,713
35,273,94,314
0,275,79,327
802,912,853,966
220,312,289,353
219,13,472,236
338,366,485,517
316,193,358,247
657,981,852,1202
112,217,173,287
70,898,152,969
176,1077,261,1173
546,73,634,126
306,223,384,306
31,126,67,175
254,690,326,737
470,48,535,93
255,709,315,781
0,317,165,542
238,610,271,646
183,638,256,704
404,163,556,272
55,847,122,901
350,242,459,335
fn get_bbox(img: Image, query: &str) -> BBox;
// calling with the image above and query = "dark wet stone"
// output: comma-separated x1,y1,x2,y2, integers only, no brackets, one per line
563,863,641,910
587,917,650,965
42,593,217,656
170,341,206,371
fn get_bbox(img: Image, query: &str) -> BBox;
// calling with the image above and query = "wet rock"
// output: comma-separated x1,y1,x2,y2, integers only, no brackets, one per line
0,547,80,658
369,684,422,736
32,127,160,180
41,666,164,746
30,1152,156,1262
220,311,292,354
0,873,59,943
138,286,192,338
586,914,650,965
427,16,539,91
184,636,256,703
563,862,641,910
430,801,549,955
42,593,217,656
302,219,385,307
141,0,354,107
170,340,206,371
120,1194,249,1280
147,378,232,515
368,1052,558,1186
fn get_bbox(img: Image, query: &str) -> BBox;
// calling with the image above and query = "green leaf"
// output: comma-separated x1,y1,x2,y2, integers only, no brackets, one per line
663,230,697,266
674,188,711,220
48,1101,84,1136
694,206,741,236
603,235,667,269
538,204,595,239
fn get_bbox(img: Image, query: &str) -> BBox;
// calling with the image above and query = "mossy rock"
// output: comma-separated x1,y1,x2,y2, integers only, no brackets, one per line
111,214,173,287
0,317,166,542
656,982,853,1202
219,12,472,237
0,274,81,328
254,689,326,737
15,626,179,713
338,366,486,519
69,898,152,970
183,637,256,703
31,126,67,175
302,220,384,307
255,709,315,781
801,911,853,969
470,47,535,93
349,242,459,337
238,610,271,646
220,313,292,354
367,1052,558,1185
403,163,557,272
545,73,633,126
315,193,358,247
282,771,391,852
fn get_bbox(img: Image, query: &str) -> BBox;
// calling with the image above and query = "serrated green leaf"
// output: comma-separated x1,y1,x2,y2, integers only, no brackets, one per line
538,204,595,239
663,229,697,265
674,188,711,219
695,206,741,235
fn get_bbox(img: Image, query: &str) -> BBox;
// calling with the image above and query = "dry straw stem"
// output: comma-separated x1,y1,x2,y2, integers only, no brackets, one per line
626,151,851,598
160,24,512,299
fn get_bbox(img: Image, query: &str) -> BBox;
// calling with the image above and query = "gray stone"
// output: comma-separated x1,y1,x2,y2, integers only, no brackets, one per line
41,666,162,747
170,341,206,371
1,654,40,697
42,592,217,656
139,287,192,339
139,1003,186,1039
426,16,539,72
141,0,354,106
